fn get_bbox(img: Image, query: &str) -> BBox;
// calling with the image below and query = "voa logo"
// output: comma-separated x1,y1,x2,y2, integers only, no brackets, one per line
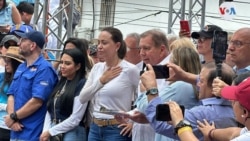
219,2,236,20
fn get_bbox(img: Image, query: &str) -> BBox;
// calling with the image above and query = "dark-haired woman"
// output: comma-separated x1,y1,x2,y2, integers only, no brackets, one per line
79,27,140,141
53,37,93,76
40,48,88,141
0,47,24,141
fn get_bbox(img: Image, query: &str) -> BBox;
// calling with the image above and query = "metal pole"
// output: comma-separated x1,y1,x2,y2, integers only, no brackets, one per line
168,0,173,34
33,0,39,24
188,0,193,31
42,0,48,35
67,0,74,38
181,0,186,20
201,0,206,28
57,0,63,49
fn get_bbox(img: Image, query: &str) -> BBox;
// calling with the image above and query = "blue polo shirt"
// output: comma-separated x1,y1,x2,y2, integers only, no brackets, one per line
7,55,58,141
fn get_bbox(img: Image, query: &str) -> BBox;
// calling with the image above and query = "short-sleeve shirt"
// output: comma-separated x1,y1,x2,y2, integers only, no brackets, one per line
7,55,58,141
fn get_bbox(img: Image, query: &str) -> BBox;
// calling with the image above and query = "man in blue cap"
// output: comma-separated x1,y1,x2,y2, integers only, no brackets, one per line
4,30,58,141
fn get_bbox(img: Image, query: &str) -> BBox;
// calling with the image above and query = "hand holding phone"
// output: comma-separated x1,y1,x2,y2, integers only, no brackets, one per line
151,65,169,79
180,20,190,37
156,104,185,121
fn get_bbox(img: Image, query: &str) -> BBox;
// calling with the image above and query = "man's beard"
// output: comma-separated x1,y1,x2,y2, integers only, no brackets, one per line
19,50,31,57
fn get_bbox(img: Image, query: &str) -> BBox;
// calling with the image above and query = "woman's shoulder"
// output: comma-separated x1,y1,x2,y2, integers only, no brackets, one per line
121,60,139,70
92,62,105,69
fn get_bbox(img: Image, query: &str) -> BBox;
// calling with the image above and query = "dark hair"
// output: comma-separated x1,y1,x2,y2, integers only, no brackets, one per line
101,27,127,59
204,62,235,88
0,58,22,93
63,37,92,70
79,38,90,50
1,0,7,10
17,1,34,14
140,29,169,51
47,48,86,116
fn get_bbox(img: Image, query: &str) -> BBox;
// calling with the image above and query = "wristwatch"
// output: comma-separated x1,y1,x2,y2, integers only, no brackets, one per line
10,112,19,122
146,88,159,95
175,120,192,134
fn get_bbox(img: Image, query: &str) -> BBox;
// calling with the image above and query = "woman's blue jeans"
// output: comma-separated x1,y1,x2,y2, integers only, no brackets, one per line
88,123,131,141
64,125,87,141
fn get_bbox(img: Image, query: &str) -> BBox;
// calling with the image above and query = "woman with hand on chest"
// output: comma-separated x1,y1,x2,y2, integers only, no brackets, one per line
79,27,140,141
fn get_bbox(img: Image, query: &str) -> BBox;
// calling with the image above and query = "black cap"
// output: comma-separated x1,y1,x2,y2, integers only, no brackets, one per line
191,25,223,39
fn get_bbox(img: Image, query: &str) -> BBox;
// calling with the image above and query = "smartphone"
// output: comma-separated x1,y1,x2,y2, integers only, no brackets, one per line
212,30,228,61
156,104,185,121
180,20,190,33
151,65,169,79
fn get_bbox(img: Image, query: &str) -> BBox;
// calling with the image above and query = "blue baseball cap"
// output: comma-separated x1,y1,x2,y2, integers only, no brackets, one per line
15,30,45,49
10,24,34,35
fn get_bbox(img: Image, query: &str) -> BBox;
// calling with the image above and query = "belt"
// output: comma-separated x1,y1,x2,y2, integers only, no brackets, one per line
93,118,120,127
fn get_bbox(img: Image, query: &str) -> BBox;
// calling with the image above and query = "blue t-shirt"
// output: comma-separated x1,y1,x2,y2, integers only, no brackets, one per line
7,55,58,141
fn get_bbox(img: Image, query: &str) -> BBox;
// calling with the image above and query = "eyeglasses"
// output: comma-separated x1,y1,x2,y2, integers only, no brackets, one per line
193,37,209,44
228,40,250,48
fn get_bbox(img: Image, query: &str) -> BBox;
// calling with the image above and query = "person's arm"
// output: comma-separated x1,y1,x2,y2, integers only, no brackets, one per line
43,111,52,131
15,97,43,119
145,97,178,139
11,4,22,25
40,96,88,140
139,64,159,103
169,101,198,141
48,96,88,136
178,131,199,141
167,63,197,85
205,127,241,141
212,127,242,141
197,118,242,141
7,95,14,114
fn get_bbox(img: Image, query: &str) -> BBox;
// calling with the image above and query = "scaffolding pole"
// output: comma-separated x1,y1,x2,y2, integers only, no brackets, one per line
33,0,82,58
168,0,206,33
33,0,81,48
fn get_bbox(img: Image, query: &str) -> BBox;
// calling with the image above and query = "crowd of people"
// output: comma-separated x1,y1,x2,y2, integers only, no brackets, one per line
1,0,250,141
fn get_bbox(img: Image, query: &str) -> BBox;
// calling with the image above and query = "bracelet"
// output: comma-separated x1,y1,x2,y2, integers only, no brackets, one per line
208,128,216,140
177,126,192,136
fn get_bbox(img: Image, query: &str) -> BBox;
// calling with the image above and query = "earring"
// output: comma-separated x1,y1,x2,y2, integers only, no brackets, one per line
241,115,245,118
